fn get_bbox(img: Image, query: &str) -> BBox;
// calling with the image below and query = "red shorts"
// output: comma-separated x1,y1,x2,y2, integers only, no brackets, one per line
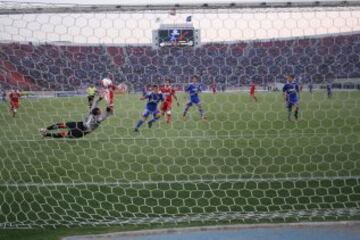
109,91,114,106
250,92,255,96
161,101,172,112
10,101,19,109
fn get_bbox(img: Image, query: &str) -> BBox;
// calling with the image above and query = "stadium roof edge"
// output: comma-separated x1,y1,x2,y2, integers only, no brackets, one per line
0,1,360,14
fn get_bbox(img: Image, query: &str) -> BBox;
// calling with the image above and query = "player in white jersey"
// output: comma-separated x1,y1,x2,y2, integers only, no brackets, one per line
40,96,112,138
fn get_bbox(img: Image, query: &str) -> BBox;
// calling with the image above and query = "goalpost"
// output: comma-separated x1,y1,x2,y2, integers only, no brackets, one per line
0,1,360,229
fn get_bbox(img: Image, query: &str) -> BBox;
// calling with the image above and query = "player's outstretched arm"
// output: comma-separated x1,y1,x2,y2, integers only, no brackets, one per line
95,90,103,100
89,95,102,112
184,84,190,93
283,92,288,104
98,106,113,122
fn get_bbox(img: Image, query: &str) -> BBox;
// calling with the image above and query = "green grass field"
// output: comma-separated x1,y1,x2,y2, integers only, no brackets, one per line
0,91,359,239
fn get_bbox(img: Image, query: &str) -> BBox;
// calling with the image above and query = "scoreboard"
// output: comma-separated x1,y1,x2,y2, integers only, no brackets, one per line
153,24,200,47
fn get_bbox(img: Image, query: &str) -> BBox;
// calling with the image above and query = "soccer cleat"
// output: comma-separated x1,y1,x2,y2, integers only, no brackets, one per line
134,128,139,132
148,121,153,128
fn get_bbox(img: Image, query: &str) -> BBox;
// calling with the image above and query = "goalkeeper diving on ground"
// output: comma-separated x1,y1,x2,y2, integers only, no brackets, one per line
39,95,113,138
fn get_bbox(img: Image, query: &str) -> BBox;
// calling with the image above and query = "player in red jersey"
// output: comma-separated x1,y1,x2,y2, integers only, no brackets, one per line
210,81,217,94
117,82,128,95
9,89,21,117
107,84,115,107
160,79,179,124
249,82,258,102
101,82,116,109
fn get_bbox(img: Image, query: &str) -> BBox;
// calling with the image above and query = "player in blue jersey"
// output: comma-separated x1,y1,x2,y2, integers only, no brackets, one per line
183,75,206,120
326,82,332,98
134,85,164,132
283,74,300,121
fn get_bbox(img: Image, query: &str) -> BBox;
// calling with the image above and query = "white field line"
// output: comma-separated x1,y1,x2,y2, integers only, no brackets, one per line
0,175,358,188
0,131,359,143
61,221,360,240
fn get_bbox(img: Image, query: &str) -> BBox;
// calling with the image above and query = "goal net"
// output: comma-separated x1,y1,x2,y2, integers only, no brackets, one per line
0,1,359,228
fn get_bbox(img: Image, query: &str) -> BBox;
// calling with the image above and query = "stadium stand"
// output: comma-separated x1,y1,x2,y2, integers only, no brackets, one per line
1,33,360,91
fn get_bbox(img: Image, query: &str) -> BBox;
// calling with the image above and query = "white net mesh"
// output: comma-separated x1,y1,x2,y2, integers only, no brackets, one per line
0,1,359,228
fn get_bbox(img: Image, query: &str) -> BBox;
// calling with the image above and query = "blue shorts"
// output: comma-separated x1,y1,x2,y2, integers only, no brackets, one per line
142,109,160,118
187,97,201,106
287,99,299,108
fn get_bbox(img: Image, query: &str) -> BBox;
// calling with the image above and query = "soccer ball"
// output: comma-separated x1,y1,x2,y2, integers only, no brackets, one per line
101,78,112,88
